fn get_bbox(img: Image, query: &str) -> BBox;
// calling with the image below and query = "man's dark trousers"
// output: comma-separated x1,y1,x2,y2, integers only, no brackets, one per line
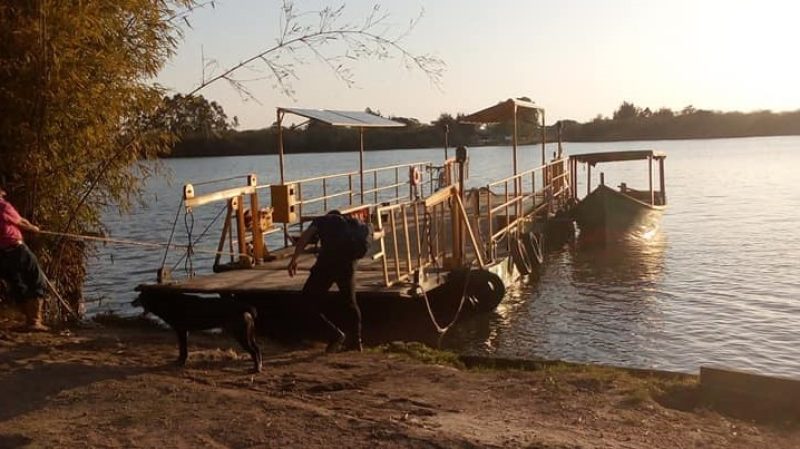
301,259,361,347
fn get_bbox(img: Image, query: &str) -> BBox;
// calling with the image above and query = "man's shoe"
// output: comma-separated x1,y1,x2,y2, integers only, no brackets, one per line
325,331,346,353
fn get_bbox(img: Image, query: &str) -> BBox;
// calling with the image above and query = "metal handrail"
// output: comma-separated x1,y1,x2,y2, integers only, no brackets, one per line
478,158,572,260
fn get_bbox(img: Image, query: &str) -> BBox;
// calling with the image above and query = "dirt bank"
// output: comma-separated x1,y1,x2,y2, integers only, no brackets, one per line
0,322,798,449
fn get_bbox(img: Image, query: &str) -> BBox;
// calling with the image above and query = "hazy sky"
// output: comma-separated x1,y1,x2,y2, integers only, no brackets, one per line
157,0,800,130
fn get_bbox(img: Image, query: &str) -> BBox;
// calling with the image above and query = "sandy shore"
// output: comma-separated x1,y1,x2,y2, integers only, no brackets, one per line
0,320,798,449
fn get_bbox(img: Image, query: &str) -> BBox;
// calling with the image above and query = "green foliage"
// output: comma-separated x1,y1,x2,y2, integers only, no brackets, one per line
374,341,464,368
567,102,800,142
0,1,192,310
155,94,238,141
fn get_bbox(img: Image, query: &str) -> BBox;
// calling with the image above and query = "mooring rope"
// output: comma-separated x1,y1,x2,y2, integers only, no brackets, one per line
36,229,240,258
416,206,473,337
170,203,229,272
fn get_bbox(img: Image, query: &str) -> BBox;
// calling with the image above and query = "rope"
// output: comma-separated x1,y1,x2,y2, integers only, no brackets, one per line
170,202,228,272
416,264,473,337
36,229,239,258
41,273,79,320
183,209,195,276
416,206,472,337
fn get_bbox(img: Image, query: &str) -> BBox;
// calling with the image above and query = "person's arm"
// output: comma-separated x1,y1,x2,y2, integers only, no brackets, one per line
287,224,317,277
17,217,40,233
1,202,38,233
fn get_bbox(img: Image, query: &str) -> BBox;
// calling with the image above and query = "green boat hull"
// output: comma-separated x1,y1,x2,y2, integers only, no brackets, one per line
573,184,665,242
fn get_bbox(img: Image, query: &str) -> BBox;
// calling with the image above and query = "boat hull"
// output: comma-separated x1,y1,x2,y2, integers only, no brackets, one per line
573,184,665,243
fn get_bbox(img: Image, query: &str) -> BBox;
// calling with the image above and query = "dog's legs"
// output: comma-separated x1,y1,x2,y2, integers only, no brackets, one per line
176,329,188,366
232,312,262,373
246,313,263,373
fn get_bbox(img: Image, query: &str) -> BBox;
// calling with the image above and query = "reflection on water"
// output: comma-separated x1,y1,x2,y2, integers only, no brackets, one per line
443,233,669,370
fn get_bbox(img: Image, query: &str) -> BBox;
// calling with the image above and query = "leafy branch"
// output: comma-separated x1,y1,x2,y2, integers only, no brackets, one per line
191,1,445,99
60,0,445,241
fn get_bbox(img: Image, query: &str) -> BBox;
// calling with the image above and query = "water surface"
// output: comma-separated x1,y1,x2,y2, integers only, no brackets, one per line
87,136,800,377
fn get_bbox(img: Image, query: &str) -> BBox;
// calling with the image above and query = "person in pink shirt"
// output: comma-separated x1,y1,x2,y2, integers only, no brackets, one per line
0,184,49,331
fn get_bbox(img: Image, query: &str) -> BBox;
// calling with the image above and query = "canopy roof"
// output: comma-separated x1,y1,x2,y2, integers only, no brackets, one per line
571,150,666,165
279,107,405,128
459,98,544,124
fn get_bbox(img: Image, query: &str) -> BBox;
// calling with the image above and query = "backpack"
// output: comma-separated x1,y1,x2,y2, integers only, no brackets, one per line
343,216,372,260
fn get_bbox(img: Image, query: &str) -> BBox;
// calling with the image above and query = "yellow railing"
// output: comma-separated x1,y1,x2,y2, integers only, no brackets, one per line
478,157,571,260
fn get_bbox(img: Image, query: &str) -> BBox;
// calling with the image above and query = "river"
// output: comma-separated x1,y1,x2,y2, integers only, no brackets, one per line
86,135,800,377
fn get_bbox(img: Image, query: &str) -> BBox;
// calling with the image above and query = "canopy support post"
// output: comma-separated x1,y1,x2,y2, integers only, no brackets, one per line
541,110,546,166
359,127,365,204
659,157,666,205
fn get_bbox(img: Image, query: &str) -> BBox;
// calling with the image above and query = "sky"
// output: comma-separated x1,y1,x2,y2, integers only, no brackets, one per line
157,0,800,130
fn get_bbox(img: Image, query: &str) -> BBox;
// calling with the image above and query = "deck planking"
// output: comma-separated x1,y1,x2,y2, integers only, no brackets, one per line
138,251,422,298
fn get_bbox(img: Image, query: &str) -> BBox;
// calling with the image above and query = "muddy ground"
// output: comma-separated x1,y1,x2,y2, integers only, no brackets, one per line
0,318,798,449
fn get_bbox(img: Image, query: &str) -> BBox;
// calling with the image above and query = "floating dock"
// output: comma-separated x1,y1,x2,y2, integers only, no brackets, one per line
136,101,574,329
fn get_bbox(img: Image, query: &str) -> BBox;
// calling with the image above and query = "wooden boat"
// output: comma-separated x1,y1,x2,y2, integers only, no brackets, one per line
569,150,666,242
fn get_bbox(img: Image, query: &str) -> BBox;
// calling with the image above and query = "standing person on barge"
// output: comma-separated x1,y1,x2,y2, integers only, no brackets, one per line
0,184,49,332
287,210,366,353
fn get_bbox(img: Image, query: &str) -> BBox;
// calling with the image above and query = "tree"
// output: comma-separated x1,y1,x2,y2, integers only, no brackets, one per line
0,1,191,312
0,1,444,317
653,107,674,118
613,101,641,120
155,94,237,139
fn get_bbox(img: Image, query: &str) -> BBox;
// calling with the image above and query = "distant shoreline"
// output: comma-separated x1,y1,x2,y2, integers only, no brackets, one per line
163,132,800,158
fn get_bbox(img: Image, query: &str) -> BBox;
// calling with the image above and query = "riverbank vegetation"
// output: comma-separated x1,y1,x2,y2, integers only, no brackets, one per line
166,99,800,157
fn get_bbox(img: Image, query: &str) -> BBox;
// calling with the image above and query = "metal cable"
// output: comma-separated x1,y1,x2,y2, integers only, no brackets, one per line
170,202,228,272
160,197,185,270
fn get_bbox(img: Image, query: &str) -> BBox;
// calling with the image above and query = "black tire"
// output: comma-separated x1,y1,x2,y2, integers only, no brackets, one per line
521,231,544,268
510,236,532,276
466,269,506,312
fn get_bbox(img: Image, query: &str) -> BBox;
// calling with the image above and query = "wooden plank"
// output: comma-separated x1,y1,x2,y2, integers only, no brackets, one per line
424,185,456,208
185,185,256,208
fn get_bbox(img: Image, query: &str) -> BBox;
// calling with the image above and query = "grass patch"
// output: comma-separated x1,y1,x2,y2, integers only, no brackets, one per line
373,341,464,368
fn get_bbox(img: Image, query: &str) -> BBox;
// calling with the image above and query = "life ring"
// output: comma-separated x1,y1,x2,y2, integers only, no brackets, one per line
410,166,422,186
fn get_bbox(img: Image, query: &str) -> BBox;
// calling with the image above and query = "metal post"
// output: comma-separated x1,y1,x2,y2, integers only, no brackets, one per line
648,156,654,205
395,166,400,202
556,120,563,158
348,174,353,205
277,109,288,246
322,177,328,211
444,124,450,160
541,110,546,166
512,105,519,181
277,110,285,184
659,158,666,204
359,127,365,204
587,163,591,196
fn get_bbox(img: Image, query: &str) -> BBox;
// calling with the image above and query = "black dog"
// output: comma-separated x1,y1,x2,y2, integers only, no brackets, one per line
132,293,262,373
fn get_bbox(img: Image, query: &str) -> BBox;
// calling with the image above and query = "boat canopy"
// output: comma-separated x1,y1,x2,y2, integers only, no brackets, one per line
571,150,666,165
278,108,405,128
459,98,543,124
